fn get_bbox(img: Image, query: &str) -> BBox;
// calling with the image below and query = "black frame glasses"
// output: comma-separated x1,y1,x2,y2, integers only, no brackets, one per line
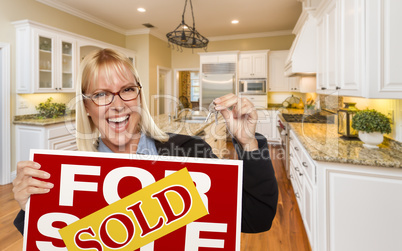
82,85,142,106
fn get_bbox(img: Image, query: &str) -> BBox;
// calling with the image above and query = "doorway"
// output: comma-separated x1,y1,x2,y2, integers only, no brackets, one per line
174,68,200,110
156,66,173,116
0,43,11,184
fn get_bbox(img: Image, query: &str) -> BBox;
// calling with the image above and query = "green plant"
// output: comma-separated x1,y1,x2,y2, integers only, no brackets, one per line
352,109,392,134
36,97,67,119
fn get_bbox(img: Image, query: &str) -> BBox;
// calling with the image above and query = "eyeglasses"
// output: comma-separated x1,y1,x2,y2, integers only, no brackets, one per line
82,85,142,106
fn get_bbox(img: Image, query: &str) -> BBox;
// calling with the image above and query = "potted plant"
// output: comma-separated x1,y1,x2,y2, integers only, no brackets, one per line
352,109,392,149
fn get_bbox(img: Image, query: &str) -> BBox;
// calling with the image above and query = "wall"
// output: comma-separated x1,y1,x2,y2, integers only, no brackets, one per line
343,97,402,142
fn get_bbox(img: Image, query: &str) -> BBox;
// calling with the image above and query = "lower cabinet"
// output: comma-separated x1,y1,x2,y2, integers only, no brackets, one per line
255,109,280,143
290,129,402,251
289,129,316,250
15,123,77,163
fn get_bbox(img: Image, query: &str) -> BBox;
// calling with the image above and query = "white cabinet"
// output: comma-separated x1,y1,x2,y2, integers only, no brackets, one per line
290,128,402,251
316,162,402,251
199,52,239,64
315,0,402,98
289,129,317,250
239,94,267,109
239,51,268,78
14,20,76,93
15,123,77,163
13,20,136,94
254,109,280,143
269,51,301,92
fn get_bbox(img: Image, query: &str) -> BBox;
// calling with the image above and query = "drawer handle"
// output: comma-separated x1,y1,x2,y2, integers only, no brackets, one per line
295,147,299,151
295,167,300,172
302,162,308,167
290,174,293,179
289,153,293,157
70,141,76,145
289,136,293,140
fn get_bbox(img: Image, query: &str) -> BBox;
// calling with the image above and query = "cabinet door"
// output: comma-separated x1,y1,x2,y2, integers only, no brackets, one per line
288,76,300,92
59,36,76,92
303,178,316,250
366,0,402,98
316,18,326,92
337,0,363,96
239,54,253,78
15,125,46,163
252,54,267,78
35,30,57,92
269,51,289,91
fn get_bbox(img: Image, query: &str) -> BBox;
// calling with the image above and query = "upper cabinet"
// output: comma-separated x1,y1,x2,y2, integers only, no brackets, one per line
269,50,301,92
13,20,136,94
315,0,402,98
238,51,268,78
14,21,76,93
199,52,238,64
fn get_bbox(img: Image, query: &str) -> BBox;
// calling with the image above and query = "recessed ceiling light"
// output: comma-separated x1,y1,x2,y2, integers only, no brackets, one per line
232,20,239,24
137,8,146,12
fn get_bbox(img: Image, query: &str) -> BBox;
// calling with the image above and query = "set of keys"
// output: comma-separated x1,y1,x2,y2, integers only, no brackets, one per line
204,102,219,124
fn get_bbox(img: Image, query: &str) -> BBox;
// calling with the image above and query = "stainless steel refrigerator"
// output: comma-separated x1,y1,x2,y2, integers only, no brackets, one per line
201,63,236,109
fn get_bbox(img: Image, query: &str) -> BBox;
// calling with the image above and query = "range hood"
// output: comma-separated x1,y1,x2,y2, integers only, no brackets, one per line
285,9,317,77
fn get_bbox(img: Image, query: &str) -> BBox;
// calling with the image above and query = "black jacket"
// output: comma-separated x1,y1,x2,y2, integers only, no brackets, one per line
14,133,278,234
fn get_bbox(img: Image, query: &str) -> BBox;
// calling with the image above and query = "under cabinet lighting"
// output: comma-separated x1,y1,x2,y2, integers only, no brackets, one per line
137,8,146,12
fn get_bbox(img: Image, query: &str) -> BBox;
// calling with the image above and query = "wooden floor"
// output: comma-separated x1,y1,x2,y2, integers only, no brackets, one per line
0,144,310,251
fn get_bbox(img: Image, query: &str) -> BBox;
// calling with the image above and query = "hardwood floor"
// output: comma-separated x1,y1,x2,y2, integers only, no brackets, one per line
0,143,310,251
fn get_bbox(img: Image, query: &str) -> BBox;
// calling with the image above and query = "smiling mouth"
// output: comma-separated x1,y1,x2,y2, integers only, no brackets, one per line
107,115,129,128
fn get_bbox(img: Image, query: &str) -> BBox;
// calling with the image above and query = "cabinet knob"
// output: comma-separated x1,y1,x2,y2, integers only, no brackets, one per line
295,192,300,198
321,87,327,90
295,147,299,151
336,86,341,90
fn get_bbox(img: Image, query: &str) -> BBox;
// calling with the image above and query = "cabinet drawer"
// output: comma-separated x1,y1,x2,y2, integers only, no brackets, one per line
289,158,303,212
47,124,71,139
240,94,267,108
301,151,316,184
289,130,303,161
48,135,77,150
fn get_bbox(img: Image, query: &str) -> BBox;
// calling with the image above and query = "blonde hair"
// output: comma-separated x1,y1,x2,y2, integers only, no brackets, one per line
75,48,168,152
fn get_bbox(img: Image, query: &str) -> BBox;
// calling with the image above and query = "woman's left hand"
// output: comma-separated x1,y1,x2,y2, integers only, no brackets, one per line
214,94,259,151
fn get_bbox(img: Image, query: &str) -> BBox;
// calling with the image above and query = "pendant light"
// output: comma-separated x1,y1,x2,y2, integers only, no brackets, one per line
166,0,209,50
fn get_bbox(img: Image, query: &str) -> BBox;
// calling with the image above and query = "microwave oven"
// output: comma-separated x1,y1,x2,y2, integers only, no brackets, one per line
239,79,267,94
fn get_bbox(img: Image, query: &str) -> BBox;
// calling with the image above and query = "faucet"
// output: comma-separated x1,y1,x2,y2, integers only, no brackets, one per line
175,108,191,120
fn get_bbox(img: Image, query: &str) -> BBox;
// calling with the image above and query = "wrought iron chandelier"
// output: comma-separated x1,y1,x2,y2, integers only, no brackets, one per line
166,0,209,50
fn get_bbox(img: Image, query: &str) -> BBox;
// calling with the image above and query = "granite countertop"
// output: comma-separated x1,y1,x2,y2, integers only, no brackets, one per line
153,114,218,136
289,122,402,168
13,113,75,126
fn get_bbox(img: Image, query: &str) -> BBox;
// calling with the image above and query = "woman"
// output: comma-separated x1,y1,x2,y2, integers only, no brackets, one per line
13,48,278,234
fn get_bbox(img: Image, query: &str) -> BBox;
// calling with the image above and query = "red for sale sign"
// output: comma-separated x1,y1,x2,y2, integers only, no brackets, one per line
23,149,243,251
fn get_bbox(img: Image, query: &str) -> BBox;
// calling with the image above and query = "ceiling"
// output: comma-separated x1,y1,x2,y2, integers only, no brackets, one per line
37,0,302,40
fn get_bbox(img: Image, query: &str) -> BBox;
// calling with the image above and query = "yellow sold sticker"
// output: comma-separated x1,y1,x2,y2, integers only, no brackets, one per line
59,168,208,250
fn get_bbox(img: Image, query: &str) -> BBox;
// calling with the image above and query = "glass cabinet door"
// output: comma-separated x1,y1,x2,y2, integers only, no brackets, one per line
38,36,54,89
61,41,73,89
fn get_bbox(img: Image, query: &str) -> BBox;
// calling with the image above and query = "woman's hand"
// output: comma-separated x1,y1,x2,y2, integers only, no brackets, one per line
12,161,53,211
214,94,259,151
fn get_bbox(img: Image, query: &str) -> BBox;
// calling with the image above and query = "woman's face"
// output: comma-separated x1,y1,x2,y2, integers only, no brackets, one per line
84,66,141,153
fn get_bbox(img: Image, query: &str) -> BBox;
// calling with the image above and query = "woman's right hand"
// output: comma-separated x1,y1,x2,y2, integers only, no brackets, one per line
12,161,54,211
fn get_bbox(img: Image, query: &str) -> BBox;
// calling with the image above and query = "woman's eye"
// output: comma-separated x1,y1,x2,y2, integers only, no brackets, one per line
122,87,136,93
93,92,107,99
